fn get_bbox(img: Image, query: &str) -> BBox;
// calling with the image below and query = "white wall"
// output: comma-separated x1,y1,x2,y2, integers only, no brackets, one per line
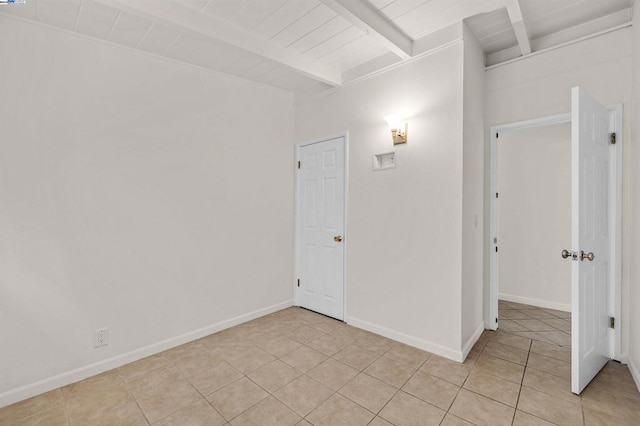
296,35,470,360
0,16,294,406
484,27,633,357
629,6,640,390
461,25,485,351
496,123,571,310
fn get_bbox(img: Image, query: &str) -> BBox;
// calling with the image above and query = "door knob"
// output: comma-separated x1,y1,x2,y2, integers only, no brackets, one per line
334,235,343,242
580,250,595,261
561,249,570,259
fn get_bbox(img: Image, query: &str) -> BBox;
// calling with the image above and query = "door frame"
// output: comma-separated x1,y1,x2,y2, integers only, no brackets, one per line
293,132,349,321
487,106,622,360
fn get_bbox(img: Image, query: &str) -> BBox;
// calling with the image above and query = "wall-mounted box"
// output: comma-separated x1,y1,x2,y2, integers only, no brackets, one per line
372,151,396,171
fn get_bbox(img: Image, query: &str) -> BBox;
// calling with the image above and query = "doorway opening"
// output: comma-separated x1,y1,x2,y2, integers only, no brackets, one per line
487,92,623,394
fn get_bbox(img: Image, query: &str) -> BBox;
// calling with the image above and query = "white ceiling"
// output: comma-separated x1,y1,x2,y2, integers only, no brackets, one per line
0,0,635,93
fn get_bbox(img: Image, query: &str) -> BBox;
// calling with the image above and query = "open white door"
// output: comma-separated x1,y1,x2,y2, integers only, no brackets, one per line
570,87,612,394
295,136,346,321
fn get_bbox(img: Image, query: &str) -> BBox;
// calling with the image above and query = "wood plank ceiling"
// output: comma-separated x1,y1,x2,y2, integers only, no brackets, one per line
0,0,635,93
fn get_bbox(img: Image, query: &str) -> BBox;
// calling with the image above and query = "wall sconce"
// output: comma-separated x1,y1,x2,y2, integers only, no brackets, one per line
384,114,407,145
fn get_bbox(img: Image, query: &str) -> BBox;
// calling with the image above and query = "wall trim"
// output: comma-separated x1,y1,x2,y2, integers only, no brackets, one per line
499,293,571,312
0,300,293,409
628,355,640,393
345,316,464,362
462,323,486,361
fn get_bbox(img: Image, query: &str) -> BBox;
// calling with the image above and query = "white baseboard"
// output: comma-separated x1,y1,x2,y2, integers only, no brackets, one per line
345,316,464,362
462,323,485,361
499,293,571,312
0,300,293,409
627,354,640,393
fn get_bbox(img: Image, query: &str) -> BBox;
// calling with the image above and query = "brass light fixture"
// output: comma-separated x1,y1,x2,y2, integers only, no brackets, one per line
384,114,407,145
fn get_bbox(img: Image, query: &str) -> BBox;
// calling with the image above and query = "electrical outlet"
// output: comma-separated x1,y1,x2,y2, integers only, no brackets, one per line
93,328,109,348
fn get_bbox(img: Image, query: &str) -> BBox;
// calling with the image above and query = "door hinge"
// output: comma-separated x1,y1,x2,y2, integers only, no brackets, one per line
495,246,498,253
297,161,301,169
609,317,615,329
297,278,300,288
610,132,616,145
495,317,498,324
496,132,499,138
496,192,499,198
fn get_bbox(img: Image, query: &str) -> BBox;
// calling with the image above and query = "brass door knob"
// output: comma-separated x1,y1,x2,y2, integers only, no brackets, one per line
334,235,343,242
580,250,595,261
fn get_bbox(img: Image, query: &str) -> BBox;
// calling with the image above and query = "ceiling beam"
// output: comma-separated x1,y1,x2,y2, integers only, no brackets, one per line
505,0,531,56
98,0,342,86
320,0,413,59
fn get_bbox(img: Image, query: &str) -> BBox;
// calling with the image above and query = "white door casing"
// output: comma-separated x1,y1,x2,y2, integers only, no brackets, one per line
571,87,612,395
295,135,346,321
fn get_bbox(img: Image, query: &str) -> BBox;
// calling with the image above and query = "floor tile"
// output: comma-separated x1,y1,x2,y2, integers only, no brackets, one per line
517,386,583,425
534,330,572,346
526,352,570,379
364,356,415,388
333,345,379,371
286,325,325,344
583,406,632,425
379,391,445,426
339,373,397,413
256,335,302,358
384,343,430,368
490,331,532,351
402,370,459,411
529,340,571,363
440,413,474,425
463,370,520,407
164,341,205,364
118,353,171,382
539,318,571,331
473,354,525,384
0,404,67,426
449,389,514,426
331,324,369,342
368,416,394,426
513,319,557,332
230,396,300,426
420,355,472,386
155,399,226,426
0,390,64,424
500,310,533,320
307,358,359,391
273,375,333,417
223,346,276,374
280,346,327,372
127,367,201,424
581,385,640,423
522,368,579,404
207,377,268,421
512,410,556,425
355,332,395,355
306,394,374,426
306,334,350,356
177,354,243,395
482,341,529,365
247,359,301,393
496,319,529,332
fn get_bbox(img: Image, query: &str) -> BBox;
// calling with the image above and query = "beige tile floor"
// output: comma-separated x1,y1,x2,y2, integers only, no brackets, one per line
1,302,639,425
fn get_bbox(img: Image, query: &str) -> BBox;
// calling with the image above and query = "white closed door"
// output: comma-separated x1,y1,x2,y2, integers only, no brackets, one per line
296,136,345,320
571,87,612,394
